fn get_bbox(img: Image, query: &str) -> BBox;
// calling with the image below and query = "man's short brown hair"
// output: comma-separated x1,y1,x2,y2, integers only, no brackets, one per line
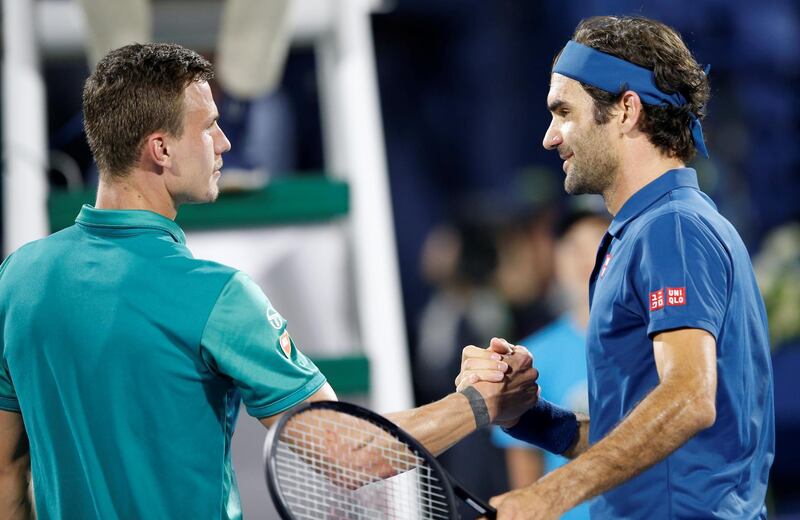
82,43,214,178
568,16,710,163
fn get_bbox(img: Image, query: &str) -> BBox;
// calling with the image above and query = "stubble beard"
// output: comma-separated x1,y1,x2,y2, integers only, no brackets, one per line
204,166,222,203
563,127,618,197
206,179,220,203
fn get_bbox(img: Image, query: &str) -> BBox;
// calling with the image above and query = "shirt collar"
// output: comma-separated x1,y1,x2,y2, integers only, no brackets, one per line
608,168,700,238
75,205,186,244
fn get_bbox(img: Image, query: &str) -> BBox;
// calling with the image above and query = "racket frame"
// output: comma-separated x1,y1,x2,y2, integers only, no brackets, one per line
264,400,465,520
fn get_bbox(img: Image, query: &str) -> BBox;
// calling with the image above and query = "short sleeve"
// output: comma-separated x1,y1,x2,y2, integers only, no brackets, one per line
0,254,20,412
0,361,19,412
200,272,326,418
628,213,730,339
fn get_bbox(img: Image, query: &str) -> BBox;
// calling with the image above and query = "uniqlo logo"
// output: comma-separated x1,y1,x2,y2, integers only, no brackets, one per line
599,254,612,278
649,289,664,311
666,287,687,306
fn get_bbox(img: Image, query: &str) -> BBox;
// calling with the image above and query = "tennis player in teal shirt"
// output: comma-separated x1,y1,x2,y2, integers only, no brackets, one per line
0,43,540,520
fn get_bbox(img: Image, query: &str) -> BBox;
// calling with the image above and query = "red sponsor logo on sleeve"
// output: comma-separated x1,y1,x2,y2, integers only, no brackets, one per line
666,287,687,306
649,289,664,311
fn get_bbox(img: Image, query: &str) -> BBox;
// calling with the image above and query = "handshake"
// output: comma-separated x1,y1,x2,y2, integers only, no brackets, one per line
454,338,541,428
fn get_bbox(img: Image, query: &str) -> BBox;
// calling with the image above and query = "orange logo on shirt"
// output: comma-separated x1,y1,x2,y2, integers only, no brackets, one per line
279,331,292,358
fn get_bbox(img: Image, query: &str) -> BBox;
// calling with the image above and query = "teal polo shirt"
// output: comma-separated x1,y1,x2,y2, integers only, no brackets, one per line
0,205,326,519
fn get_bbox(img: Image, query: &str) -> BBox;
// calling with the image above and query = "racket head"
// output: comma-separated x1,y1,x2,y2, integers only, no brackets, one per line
264,400,459,520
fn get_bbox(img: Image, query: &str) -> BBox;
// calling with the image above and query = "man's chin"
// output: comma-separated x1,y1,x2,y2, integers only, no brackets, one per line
206,187,220,203
564,169,604,196
207,177,221,202
564,172,584,195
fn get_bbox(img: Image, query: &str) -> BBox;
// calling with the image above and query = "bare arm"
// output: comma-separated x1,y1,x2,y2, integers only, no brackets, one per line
491,328,717,518
385,392,478,456
0,410,34,520
261,389,485,457
259,338,539,458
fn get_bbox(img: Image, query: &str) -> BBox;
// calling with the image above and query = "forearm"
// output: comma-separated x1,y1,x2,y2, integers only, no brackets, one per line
0,471,34,520
562,413,590,459
535,379,714,512
386,393,476,456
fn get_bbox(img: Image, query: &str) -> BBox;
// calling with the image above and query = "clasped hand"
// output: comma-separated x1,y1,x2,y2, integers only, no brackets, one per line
454,337,539,427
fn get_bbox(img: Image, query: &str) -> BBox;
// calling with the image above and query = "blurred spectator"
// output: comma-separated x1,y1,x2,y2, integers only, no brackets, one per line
491,207,610,520
414,217,512,512
754,222,800,352
415,218,511,402
754,221,800,517
495,204,559,341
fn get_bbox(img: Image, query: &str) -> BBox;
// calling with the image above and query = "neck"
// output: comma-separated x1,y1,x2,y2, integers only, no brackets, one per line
95,169,178,220
603,147,684,216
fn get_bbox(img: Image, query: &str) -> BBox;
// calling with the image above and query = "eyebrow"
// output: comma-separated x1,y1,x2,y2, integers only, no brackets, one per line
547,99,569,113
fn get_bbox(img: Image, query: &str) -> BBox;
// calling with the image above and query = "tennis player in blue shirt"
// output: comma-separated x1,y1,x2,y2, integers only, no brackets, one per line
457,16,774,519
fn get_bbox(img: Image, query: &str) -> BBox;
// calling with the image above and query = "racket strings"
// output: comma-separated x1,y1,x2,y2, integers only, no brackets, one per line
273,410,452,519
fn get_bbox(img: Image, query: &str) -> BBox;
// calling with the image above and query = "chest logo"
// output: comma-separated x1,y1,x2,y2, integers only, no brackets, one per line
666,287,687,306
599,254,612,278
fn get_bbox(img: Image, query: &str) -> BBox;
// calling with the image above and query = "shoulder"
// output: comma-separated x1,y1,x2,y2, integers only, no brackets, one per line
637,190,735,246
629,201,732,266
0,229,76,277
204,270,283,329
212,270,265,305
182,256,240,282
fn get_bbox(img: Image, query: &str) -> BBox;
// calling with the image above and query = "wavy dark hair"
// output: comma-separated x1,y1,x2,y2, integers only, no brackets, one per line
566,16,710,163
83,43,214,178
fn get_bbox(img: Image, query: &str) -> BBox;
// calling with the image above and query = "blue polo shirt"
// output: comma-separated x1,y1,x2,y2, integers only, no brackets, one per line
586,168,774,518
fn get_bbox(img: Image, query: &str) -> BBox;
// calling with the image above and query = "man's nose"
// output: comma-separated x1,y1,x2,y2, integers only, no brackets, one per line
543,123,562,150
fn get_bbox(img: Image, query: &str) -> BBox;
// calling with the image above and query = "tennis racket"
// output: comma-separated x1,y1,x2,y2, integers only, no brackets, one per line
264,400,496,520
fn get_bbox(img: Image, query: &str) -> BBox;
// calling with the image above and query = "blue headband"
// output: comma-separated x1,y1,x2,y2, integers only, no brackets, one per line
553,40,708,158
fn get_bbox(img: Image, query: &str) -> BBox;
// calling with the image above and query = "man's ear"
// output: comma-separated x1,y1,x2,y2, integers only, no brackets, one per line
618,90,644,135
143,133,171,170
